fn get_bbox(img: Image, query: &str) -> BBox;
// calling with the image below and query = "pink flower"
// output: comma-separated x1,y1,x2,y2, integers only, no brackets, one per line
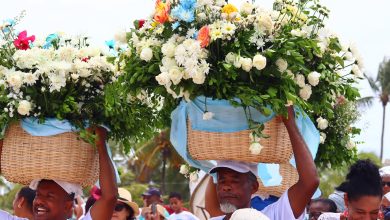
197,26,210,48
13,30,35,50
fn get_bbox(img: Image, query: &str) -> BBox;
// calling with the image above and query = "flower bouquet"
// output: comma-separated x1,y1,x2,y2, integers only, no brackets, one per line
111,0,362,167
0,14,158,185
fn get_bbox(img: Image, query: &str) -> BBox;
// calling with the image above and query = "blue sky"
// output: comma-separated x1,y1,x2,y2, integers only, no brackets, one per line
2,0,390,159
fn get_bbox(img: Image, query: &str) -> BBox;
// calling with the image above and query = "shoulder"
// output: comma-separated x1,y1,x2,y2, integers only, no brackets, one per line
318,213,341,220
0,211,27,220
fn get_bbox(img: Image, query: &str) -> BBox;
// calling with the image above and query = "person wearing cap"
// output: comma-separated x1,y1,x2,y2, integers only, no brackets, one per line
0,127,117,220
380,166,390,195
140,188,171,220
111,188,140,220
208,106,319,220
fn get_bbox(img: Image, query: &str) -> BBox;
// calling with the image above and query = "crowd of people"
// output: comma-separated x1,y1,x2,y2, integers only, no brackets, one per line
0,107,389,220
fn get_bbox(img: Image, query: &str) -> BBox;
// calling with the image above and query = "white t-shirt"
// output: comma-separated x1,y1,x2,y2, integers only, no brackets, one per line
80,211,92,220
0,211,27,220
168,211,199,220
209,191,305,220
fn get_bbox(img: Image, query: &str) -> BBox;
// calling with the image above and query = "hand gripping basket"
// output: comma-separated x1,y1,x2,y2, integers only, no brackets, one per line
187,116,293,163
1,122,99,187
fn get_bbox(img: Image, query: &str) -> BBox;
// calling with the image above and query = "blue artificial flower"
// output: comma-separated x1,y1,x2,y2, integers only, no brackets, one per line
42,33,59,49
172,22,180,30
105,39,115,50
2,19,15,33
179,0,197,10
171,6,195,23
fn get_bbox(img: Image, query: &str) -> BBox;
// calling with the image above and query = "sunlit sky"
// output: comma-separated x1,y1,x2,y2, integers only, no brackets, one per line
2,0,390,159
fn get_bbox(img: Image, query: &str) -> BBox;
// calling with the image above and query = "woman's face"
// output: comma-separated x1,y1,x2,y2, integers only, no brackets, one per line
346,195,382,220
111,202,131,220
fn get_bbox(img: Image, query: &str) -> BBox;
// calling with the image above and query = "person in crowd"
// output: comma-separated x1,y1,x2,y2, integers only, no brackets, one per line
111,187,140,220
167,192,198,220
380,166,390,194
207,106,320,220
142,204,167,220
11,187,36,220
328,182,347,212
140,188,170,220
1,127,118,220
381,192,390,220
308,199,337,220
318,159,383,220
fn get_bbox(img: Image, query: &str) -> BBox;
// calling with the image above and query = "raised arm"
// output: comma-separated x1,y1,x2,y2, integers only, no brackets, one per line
283,106,319,218
90,127,118,220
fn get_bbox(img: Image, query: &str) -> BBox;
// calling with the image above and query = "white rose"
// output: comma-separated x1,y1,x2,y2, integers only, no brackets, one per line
192,71,206,84
307,71,321,86
7,72,23,89
233,56,242,68
252,54,267,70
162,42,176,58
71,73,80,80
114,30,128,45
155,72,170,85
295,74,306,88
346,140,356,149
225,52,236,64
276,58,288,72
241,2,254,15
168,68,183,85
299,84,312,101
352,64,363,78
203,111,215,120
320,132,326,144
140,47,153,62
240,57,253,72
189,172,199,183
179,165,189,175
257,14,274,33
249,142,263,155
316,117,329,130
17,100,32,116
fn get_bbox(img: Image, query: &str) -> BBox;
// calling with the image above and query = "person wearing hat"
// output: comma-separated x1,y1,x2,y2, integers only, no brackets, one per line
380,166,390,195
112,188,140,220
208,107,319,220
0,127,117,220
140,188,171,220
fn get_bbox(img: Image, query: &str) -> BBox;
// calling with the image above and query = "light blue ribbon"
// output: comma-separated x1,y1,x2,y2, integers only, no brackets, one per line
20,117,121,184
170,97,320,189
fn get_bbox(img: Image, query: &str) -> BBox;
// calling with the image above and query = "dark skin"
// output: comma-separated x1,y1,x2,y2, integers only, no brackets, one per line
216,168,258,220
308,202,332,220
210,106,319,219
13,191,34,220
32,127,117,220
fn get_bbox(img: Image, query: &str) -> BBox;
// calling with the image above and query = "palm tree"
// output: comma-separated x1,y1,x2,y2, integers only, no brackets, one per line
131,129,184,194
365,57,390,161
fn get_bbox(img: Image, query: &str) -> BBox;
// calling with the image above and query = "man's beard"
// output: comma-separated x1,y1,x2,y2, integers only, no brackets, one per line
219,202,238,214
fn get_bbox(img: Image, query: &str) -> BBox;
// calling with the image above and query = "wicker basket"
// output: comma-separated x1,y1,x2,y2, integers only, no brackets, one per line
187,117,292,163
1,122,99,187
257,163,298,197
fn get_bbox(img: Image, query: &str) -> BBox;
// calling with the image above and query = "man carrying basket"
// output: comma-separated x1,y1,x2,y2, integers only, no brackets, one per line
0,127,118,220
208,107,319,220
